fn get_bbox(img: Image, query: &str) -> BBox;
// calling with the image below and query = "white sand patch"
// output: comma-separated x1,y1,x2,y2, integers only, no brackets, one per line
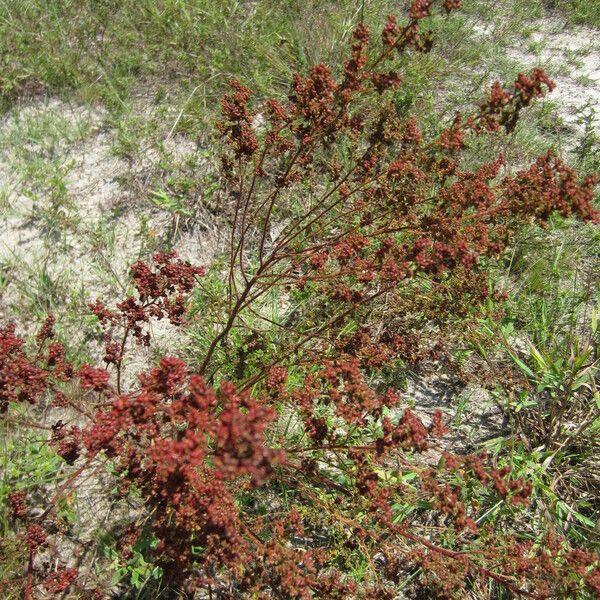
0,98,224,344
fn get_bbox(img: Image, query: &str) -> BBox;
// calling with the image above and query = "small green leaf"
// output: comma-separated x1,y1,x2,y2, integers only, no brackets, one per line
529,343,548,372
508,351,535,378
572,511,596,528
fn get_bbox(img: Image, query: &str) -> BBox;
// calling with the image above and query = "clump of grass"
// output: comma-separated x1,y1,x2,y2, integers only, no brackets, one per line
547,0,600,27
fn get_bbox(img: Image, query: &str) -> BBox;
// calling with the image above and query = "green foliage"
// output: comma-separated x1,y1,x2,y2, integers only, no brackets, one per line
100,532,164,597
547,0,600,27
478,221,600,548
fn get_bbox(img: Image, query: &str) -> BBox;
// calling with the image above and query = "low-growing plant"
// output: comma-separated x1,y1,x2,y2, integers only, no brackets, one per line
1,2,600,598
477,280,600,547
